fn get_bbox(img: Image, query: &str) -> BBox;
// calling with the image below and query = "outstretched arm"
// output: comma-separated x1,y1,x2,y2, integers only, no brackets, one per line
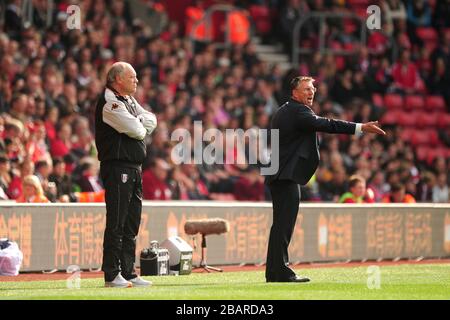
297,109,357,134
361,121,386,135
297,109,386,136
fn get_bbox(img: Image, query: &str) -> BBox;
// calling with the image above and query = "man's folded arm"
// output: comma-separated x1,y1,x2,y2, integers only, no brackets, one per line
103,101,146,140
133,98,157,135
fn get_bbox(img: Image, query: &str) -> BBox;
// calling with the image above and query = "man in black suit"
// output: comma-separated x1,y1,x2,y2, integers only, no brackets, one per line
264,76,385,283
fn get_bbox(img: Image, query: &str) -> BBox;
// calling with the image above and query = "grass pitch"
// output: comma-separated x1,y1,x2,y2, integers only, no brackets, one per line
1,263,449,300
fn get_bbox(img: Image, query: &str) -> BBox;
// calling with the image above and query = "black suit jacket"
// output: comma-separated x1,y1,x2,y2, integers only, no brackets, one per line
265,99,357,186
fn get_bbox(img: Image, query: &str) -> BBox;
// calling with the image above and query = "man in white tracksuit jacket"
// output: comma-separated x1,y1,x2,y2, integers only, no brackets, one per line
95,62,157,288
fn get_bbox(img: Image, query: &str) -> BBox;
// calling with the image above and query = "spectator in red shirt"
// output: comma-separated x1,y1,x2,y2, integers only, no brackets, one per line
367,30,389,55
44,106,58,141
233,166,265,201
25,120,51,163
7,158,35,200
50,122,72,158
143,158,172,200
391,49,424,94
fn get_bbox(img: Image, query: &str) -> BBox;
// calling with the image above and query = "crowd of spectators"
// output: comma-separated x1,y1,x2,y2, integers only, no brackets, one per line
0,0,448,203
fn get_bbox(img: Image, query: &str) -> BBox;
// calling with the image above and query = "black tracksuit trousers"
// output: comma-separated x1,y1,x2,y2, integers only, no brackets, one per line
100,162,142,282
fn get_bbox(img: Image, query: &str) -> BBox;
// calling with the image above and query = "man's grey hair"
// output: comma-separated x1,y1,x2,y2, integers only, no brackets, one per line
106,62,130,87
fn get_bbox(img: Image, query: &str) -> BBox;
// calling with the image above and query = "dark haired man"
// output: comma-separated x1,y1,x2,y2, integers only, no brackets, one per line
264,76,385,283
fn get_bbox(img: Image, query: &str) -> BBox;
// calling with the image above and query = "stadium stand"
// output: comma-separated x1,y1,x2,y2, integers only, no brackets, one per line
0,0,448,204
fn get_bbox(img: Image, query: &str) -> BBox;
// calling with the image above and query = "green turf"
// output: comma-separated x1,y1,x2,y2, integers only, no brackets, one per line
1,264,449,300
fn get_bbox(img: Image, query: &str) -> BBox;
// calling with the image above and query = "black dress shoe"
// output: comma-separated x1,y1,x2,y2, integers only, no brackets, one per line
266,275,310,283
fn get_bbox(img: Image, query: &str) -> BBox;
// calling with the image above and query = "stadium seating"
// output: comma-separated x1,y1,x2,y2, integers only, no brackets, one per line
249,5,272,36
437,113,450,129
425,147,449,165
1,0,448,205
411,129,439,147
415,145,448,165
399,128,415,144
384,94,404,110
343,42,356,52
372,93,383,107
343,18,358,34
346,0,370,5
425,95,446,112
397,111,417,127
405,95,425,110
353,7,368,18
416,27,439,53
380,109,402,125
415,145,429,163
416,111,438,128
346,0,370,14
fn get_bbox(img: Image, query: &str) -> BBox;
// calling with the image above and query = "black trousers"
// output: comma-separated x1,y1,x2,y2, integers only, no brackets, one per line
100,163,142,282
265,180,300,281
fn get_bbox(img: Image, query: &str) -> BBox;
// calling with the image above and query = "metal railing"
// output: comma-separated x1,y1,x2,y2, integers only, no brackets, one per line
292,11,368,66
0,2,4,27
0,0,55,29
21,0,54,29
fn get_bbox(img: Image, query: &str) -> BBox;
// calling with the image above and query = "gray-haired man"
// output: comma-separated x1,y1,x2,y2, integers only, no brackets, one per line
95,62,157,287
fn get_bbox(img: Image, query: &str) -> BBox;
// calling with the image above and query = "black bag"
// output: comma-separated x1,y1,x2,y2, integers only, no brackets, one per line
0,238,11,250
140,241,169,276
